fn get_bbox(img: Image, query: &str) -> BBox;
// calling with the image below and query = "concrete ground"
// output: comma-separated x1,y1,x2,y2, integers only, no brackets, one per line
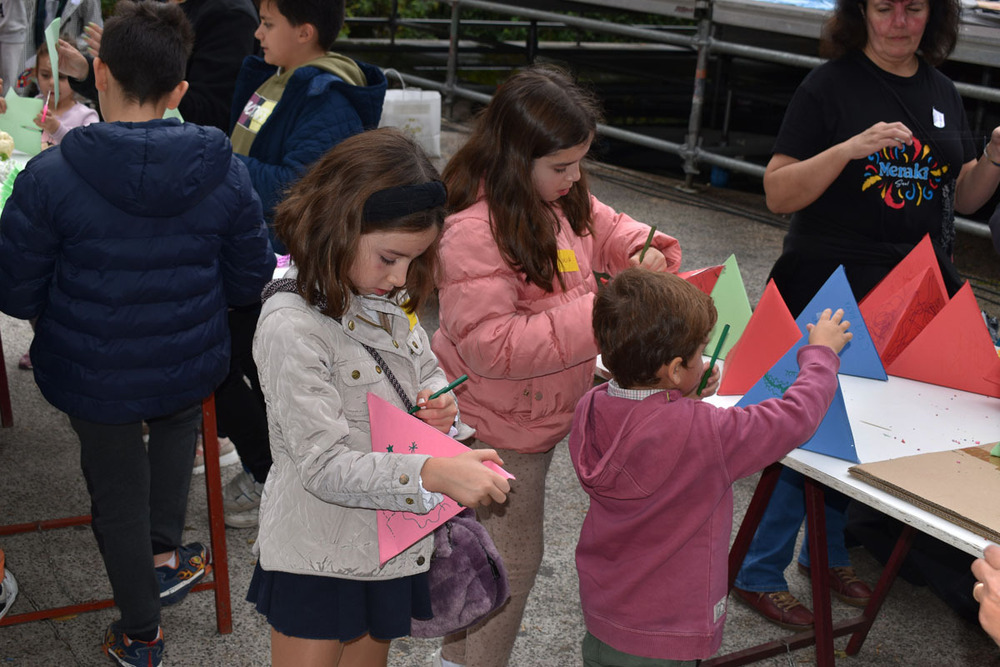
1,122,999,665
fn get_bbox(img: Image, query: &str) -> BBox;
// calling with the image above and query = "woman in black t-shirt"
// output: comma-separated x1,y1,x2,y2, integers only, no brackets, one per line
732,0,1000,632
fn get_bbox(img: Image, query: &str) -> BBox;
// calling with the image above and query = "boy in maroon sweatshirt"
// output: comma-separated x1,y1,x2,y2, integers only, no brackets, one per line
569,268,851,664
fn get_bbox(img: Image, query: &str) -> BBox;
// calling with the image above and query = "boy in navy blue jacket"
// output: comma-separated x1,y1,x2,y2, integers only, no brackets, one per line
218,0,387,530
0,3,274,665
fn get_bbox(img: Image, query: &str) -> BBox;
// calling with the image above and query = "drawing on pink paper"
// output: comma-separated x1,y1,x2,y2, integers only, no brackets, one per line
864,269,946,366
368,393,513,566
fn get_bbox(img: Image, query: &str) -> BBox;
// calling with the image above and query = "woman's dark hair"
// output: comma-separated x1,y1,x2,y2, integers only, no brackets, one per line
443,64,603,291
274,128,444,318
820,0,960,66
595,268,717,389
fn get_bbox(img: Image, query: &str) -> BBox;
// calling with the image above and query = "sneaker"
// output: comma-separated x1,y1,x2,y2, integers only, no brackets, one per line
17,352,31,370
192,435,239,475
103,623,163,667
223,468,264,528
156,542,209,606
0,568,17,620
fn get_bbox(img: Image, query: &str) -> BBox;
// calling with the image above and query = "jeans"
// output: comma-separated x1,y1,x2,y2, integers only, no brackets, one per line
734,467,851,592
71,403,201,637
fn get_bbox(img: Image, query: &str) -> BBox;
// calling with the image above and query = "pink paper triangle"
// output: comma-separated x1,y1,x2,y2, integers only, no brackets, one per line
679,265,723,295
866,268,946,366
886,284,1000,397
719,280,800,395
368,393,513,566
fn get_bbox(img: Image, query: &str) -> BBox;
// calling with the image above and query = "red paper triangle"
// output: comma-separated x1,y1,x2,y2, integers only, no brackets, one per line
886,283,1000,397
862,268,946,366
680,265,723,295
718,280,800,395
859,235,946,312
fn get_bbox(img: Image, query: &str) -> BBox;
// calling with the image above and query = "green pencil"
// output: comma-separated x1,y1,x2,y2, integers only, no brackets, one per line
638,225,656,263
697,324,729,396
408,374,469,414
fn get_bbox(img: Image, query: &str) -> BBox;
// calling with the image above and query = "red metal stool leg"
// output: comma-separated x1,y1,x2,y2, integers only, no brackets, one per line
0,398,232,631
0,328,13,427
201,395,233,634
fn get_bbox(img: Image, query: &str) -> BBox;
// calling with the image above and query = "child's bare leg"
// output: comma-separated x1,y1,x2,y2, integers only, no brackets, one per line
339,634,391,666
271,628,343,667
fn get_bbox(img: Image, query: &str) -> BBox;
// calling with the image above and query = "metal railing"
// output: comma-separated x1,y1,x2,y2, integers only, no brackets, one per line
382,0,998,237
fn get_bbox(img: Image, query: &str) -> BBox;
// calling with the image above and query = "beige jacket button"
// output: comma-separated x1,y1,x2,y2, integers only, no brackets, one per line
399,474,410,485
347,320,355,331
393,340,400,348
417,556,426,565
375,366,383,374
351,370,360,380
405,497,414,505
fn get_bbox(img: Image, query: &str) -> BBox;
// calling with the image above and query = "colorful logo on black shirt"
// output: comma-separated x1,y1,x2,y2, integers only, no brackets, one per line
860,137,947,210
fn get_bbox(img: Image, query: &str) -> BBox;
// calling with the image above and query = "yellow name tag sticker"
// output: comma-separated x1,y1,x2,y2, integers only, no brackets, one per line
556,249,579,273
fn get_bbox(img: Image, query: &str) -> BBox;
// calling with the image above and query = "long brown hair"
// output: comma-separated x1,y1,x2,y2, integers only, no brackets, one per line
443,65,603,291
274,128,444,318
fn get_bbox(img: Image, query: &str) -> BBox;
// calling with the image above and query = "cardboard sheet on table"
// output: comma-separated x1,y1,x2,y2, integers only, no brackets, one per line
719,279,800,395
705,254,752,361
679,264,723,295
885,283,1000,398
368,393,513,566
736,334,859,462
849,444,1000,543
0,89,43,156
795,265,886,381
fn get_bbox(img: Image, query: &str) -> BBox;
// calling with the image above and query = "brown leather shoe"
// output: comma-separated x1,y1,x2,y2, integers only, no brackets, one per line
732,587,814,630
797,563,872,607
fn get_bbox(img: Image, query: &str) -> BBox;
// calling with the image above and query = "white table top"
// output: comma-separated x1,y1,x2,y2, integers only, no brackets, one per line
597,355,998,558
716,371,997,557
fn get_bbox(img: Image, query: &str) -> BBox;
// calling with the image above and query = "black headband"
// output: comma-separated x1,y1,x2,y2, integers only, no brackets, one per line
361,181,447,223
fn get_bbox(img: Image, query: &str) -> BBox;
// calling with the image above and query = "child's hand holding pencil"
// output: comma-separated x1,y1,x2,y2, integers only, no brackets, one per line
409,374,468,433
630,225,669,272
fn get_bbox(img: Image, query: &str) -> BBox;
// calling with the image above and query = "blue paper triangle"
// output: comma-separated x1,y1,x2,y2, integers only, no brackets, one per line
736,335,859,463
794,266,887,381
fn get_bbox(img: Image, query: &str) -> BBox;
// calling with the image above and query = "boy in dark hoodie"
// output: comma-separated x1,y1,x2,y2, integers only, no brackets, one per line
219,0,388,529
569,268,851,665
0,3,274,665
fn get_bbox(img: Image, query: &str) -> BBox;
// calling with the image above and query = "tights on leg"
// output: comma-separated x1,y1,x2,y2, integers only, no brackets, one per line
441,444,555,667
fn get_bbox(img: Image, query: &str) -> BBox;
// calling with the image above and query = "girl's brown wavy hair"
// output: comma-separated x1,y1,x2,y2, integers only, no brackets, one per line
443,64,603,291
274,128,444,318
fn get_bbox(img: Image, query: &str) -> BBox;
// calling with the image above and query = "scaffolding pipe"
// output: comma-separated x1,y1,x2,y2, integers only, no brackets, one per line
436,0,993,236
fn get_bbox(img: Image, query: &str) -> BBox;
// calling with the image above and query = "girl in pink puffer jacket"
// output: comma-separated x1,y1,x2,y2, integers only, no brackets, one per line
431,64,683,667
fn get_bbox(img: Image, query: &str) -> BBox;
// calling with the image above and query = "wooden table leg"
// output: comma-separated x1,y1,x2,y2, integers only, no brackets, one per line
803,476,834,667
202,396,233,634
728,463,782,590
0,329,13,428
845,524,915,655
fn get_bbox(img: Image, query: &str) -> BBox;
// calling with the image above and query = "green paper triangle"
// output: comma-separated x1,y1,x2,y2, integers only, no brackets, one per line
707,254,752,360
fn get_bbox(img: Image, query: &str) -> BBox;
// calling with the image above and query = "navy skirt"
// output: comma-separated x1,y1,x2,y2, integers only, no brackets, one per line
247,562,433,641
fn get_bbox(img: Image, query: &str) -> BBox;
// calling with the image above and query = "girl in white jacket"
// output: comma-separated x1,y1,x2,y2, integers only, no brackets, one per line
248,128,511,667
